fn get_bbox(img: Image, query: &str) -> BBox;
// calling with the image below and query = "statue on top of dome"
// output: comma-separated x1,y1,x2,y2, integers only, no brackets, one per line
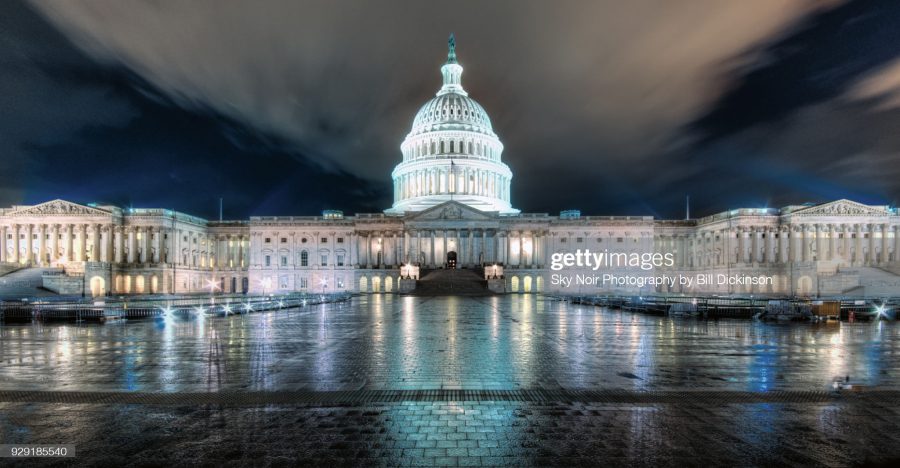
447,33,457,64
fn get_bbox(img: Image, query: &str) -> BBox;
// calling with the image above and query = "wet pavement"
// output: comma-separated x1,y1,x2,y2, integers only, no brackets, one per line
2,294,900,466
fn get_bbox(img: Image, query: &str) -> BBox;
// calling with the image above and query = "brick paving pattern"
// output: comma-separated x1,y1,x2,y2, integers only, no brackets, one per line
1,294,899,465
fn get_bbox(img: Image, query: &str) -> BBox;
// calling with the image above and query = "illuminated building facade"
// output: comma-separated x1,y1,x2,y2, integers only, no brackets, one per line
2,38,899,297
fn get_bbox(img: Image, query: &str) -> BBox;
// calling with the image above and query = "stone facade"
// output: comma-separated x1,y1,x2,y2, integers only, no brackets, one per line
2,40,898,298
1,198,898,297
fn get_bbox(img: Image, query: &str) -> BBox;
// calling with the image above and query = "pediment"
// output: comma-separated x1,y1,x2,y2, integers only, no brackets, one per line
791,199,890,217
405,201,496,221
11,199,111,217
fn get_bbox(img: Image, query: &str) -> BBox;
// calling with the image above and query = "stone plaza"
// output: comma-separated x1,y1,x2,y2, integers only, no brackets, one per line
2,295,900,465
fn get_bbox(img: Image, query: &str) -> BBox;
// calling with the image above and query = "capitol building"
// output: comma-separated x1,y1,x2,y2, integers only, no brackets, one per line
2,38,900,298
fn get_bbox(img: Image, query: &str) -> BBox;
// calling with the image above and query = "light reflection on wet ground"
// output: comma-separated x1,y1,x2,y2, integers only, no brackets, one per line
2,294,897,393
2,294,900,465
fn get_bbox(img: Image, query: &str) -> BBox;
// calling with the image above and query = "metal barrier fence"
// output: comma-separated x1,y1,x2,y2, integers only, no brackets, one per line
564,294,899,321
0,292,353,323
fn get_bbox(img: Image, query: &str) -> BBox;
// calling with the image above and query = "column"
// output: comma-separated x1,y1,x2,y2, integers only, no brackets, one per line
440,230,447,266
24,224,33,264
813,224,821,262
154,229,162,263
11,224,19,264
35,224,45,265
0,225,5,263
481,229,487,265
518,231,525,267
799,225,808,262
127,228,135,263
868,224,876,265
829,224,838,262
77,225,85,262
403,230,410,264
98,226,107,263
747,227,757,264
842,225,852,264
366,232,373,268
429,230,435,267
113,227,123,263
894,225,900,264
91,224,99,262
881,224,889,265
470,228,477,265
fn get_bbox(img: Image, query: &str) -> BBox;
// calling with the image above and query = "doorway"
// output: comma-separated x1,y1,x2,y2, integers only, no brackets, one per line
447,251,457,269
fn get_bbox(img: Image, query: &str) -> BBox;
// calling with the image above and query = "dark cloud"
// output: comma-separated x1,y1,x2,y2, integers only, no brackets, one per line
6,0,900,218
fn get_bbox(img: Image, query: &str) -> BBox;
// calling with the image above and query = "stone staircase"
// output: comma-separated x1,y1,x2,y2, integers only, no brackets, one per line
854,267,900,297
0,267,62,298
412,268,492,296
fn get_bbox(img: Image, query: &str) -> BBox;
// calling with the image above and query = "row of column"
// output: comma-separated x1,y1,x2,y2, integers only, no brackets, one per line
395,167,509,202
1,223,250,269
353,229,546,269
688,224,899,267
406,138,497,160
213,234,247,269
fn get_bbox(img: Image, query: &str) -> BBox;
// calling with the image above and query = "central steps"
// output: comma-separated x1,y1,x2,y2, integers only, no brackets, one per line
412,268,492,296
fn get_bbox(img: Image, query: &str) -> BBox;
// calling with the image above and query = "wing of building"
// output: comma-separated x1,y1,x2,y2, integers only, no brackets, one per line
2,37,899,298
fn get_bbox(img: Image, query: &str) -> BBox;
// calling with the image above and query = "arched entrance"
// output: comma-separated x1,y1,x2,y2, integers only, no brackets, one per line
447,251,457,269
89,276,105,297
359,276,368,292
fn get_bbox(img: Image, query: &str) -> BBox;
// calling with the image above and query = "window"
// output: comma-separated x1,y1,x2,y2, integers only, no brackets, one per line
337,237,344,243
337,278,344,289
617,238,623,243
300,251,308,267
597,238,603,243
301,237,307,243
560,238,567,243
320,255,328,267
321,237,327,243
281,256,287,267
281,238,287,243
576,237,583,243
265,255,271,267
337,254,344,266
265,237,271,243
300,277,308,289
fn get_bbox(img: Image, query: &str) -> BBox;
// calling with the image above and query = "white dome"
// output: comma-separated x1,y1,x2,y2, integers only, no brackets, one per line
385,35,518,216
410,93,495,137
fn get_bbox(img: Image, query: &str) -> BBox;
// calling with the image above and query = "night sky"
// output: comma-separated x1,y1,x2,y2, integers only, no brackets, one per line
4,0,900,220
